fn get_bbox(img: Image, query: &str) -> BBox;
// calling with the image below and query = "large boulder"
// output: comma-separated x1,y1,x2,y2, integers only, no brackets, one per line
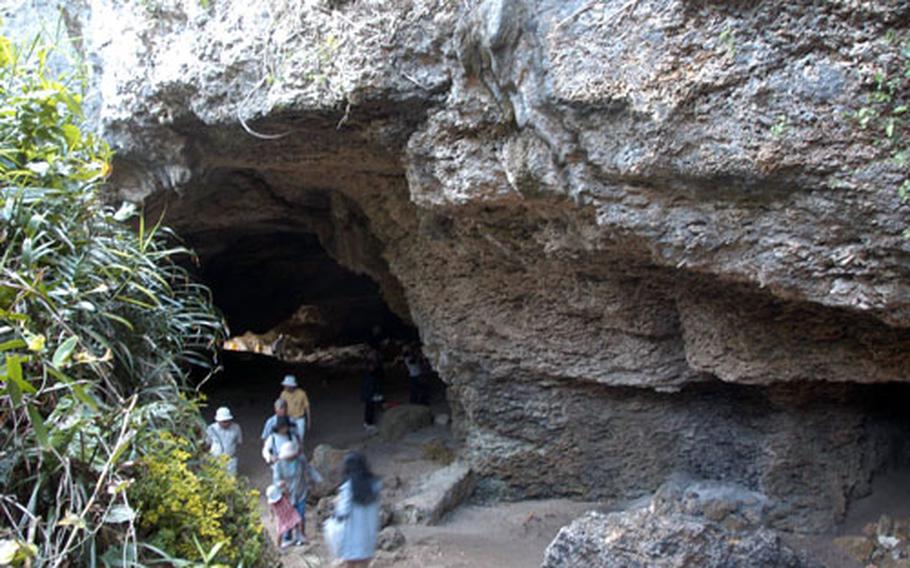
310,444,348,498
376,526,406,552
394,461,475,525
542,510,817,568
379,404,433,441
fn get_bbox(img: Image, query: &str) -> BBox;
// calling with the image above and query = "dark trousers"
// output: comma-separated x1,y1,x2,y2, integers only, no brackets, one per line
409,375,429,405
364,400,377,425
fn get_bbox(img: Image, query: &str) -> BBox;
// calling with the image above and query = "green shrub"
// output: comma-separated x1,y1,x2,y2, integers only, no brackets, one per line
0,33,264,567
128,432,264,567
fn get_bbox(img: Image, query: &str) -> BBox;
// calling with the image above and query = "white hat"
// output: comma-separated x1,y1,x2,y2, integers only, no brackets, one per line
266,484,282,504
281,374,298,388
278,440,298,460
215,406,233,421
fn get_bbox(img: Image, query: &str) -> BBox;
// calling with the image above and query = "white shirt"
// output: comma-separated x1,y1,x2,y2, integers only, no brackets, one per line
207,422,242,458
404,355,423,378
261,431,298,463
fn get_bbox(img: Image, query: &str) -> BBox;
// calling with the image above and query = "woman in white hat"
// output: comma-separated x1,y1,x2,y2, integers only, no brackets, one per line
272,440,323,545
206,406,243,474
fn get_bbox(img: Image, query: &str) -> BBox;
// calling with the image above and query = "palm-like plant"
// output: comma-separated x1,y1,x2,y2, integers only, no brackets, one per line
0,35,227,566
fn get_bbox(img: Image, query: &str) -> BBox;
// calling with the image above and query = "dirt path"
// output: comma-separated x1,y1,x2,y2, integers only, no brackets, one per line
203,355,606,567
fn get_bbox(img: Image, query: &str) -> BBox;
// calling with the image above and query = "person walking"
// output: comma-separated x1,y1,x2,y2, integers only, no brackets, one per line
261,398,301,442
361,359,383,434
206,406,242,475
330,452,382,567
403,345,430,405
272,440,323,545
262,416,300,465
279,374,311,443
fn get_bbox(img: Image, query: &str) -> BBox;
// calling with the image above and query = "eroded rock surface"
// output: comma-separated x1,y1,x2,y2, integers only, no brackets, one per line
541,510,815,568
394,461,476,525
380,404,434,442
7,0,910,532
543,478,820,568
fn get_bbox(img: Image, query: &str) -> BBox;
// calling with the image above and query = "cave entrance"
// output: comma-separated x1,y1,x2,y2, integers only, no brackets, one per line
184,224,448,478
207,228,413,353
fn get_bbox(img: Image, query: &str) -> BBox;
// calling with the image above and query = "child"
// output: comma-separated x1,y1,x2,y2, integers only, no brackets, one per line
267,483,302,549
272,441,323,544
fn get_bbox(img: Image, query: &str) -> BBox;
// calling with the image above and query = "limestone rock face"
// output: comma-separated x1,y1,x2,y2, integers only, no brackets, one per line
541,510,816,568
379,404,433,442
394,461,475,525
7,0,910,532
310,444,348,498
543,478,819,568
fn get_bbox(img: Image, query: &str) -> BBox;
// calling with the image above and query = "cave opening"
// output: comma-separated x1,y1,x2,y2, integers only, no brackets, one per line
178,220,449,478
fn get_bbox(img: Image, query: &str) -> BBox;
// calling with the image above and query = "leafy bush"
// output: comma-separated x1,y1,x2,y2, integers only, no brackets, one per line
0,34,263,567
128,432,263,567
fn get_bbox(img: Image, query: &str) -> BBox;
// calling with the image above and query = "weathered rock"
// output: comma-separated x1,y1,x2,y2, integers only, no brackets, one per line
315,495,335,525
834,515,910,567
376,526,406,552
462,376,906,531
379,502,395,529
310,444,348,498
651,476,770,532
542,509,817,568
395,461,475,525
379,404,433,441
834,535,876,564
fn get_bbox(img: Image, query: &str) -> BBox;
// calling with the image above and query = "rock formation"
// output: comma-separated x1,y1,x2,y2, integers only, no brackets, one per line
7,0,910,533
541,479,819,567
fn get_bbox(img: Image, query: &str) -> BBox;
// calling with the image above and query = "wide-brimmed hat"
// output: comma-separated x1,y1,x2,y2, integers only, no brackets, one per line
281,374,298,388
266,484,282,504
278,440,298,460
215,406,233,421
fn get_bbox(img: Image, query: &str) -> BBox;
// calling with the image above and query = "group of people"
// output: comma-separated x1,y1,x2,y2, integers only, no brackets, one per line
360,341,433,433
205,373,383,565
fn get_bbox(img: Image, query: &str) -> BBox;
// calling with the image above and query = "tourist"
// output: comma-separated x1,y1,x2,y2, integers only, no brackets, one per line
261,398,301,441
206,406,242,475
272,440,323,544
361,358,383,433
331,452,382,567
262,416,300,465
267,483,302,550
403,344,430,405
279,374,311,443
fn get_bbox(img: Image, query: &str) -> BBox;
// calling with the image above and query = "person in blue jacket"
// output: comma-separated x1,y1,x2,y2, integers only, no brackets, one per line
333,452,381,567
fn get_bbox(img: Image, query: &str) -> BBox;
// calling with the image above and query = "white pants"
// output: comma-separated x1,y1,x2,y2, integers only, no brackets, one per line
225,456,238,475
293,417,307,445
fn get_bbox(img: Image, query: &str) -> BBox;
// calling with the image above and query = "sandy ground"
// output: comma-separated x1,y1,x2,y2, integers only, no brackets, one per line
204,351,910,567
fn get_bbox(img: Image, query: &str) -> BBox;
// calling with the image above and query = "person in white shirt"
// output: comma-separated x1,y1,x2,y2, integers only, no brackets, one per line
262,416,301,465
206,406,243,475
